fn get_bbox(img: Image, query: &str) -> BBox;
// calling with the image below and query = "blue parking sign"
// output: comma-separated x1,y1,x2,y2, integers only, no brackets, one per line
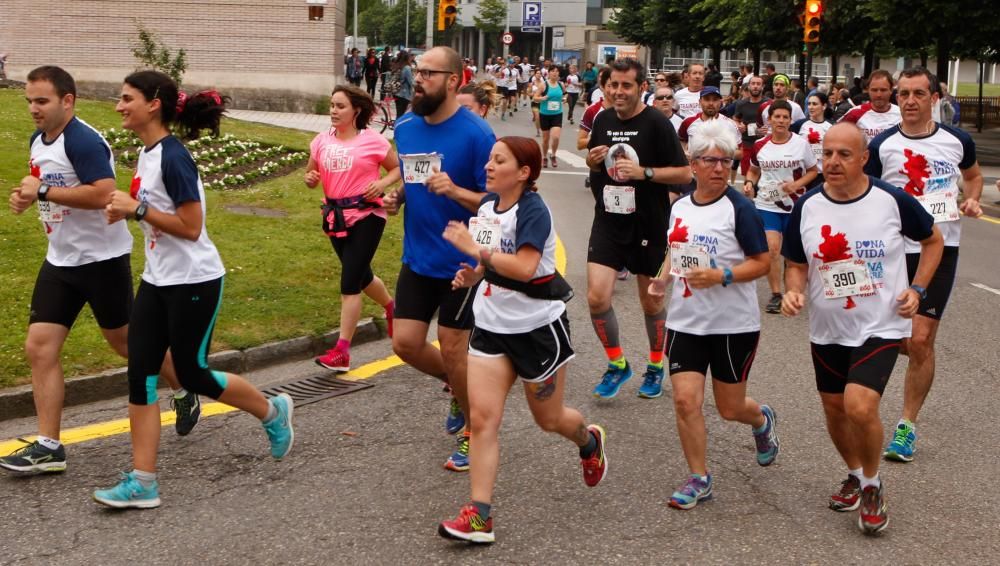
522,1,542,33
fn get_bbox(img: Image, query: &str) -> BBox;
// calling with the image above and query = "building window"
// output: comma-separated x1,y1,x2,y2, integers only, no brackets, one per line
309,6,324,20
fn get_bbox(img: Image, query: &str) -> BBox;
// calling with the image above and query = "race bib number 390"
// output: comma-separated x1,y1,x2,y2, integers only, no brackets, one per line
400,153,442,184
468,216,501,252
916,191,960,223
669,242,711,277
818,258,874,299
602,185,636,214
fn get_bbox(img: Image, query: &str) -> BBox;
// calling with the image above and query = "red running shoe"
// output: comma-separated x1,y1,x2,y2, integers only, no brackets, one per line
858,482,889,535
438,504,494,544
829,474,861,512
581,424,608,487
315,347,350,372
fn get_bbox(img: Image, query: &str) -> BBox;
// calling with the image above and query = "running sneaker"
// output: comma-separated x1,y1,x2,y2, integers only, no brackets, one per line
765,293,782,314
637,364,664,399
753,405,780,466
438,504,495,544
858,482,889,535
384,302,395,339
445,397,465,435
616,269,630,281
829,474,862,512
263,393,295,460
884,420,917,462
550,154,558,168
315,347,350,372
444,432,470,472
93,472,161,509
581,424,608,487
592,361,633,399
0,439,66,474
171,391,201,436
669,474,713,510
542,155,549,168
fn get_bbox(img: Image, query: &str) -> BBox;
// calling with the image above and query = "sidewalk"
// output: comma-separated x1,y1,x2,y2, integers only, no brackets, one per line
227,109,330,133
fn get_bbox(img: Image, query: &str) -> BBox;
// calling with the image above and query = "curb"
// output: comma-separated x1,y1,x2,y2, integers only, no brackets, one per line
0,318,386,423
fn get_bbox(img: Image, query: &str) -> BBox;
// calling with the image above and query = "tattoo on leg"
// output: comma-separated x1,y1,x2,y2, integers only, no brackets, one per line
532,374,557,401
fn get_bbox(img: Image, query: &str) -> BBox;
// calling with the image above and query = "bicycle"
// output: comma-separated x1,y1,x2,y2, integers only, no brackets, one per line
372,72,402,134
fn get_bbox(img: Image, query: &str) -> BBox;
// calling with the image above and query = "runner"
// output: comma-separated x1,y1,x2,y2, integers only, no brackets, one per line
437,136,608,544
733,75,767,177
782,122,943,535
864,67,984,463
791,91,835,187
516,56,532,109
458,80,499,119
495,61,516,121
565,64,583,125
653,84,683,132
758,74,806,135
743,100,818,314
674,63,706,118
2,66,198,475
304,85,399,372
383,46,495,472
535,66,565,168
93,70,294,509
585,58,691,399
576,67,613,151
677,86,742,155
839,70,901,143
529,70,544,137
648,120,778,510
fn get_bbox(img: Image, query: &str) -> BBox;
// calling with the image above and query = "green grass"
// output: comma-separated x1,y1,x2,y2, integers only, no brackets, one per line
956,83,1000,97
0,89,402,387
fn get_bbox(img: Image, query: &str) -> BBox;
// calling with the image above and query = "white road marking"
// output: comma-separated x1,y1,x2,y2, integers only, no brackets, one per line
555,150,589,169
970,282,1000,296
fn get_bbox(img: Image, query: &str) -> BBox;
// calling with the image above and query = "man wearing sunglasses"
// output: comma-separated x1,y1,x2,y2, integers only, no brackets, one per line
384,47,496,473
654,85,683,132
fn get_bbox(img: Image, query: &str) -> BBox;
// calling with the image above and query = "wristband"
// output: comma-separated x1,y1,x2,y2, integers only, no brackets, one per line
721,267,734,287
37,184,50,202
909,284,927,300
134,203,149,222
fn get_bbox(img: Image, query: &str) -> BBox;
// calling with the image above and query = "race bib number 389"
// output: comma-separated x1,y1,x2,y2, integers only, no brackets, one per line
669,242,711,277
400,153,442,184
818,258,874,299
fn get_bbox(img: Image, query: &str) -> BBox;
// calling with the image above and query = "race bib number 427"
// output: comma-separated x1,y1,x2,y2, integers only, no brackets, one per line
400,153,442,184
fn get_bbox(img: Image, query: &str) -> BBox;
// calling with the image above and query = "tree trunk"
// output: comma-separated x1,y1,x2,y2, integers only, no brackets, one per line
752,48,761,76
863,42,875,78
936,36,951,83
711,46,722,68
919,50,928,68
830,53,839,86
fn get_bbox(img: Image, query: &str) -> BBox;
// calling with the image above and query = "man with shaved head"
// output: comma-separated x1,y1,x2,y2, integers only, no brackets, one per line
384,46,496,472
781,122,943,535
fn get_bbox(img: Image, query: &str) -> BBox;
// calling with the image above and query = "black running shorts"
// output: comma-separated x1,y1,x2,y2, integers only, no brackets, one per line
394,263,476,330
666,329,761,384
468,311,574,382
587,225,667,277
29,254,133,330
906,246,958,320
810,337,901,395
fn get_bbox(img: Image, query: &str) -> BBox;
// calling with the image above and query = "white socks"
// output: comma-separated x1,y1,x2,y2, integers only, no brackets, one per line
37,436,61,450
859,473,881,489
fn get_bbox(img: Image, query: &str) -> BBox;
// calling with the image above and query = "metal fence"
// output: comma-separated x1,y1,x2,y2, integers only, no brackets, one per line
956,96,1000,127
656,56,830,79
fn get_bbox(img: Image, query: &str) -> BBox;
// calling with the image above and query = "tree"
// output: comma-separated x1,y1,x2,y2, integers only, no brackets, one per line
384,0,426,48
608,0,661,49
474,0,507,56
344,0,383,40
358,1,389,45
131,25,187,86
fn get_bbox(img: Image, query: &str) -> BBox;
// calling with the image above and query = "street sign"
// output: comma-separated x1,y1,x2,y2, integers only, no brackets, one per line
522,1,542,33
501,32,514,46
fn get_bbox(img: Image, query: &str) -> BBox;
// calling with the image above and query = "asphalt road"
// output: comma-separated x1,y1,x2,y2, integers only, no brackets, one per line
2,107,999,565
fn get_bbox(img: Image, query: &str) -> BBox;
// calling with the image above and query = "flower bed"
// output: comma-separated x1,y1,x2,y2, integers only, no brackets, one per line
102,129,309,190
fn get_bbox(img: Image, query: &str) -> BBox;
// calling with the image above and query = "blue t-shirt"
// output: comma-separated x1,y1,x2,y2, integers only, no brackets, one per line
394,106,495,278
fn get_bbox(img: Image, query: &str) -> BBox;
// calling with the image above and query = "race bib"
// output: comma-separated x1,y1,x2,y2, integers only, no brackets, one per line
916,191,960,223
400,153,442,184
669,242,711,277
757,181,783,204
469,216,501,252
747,123,757,137
38,201,66,223
546,100,561,112
602,185,636,214
818,258,874,299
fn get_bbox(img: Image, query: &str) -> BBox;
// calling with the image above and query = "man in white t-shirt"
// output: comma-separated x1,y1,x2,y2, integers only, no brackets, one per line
782,122,943,535
864,67,983,465
674,63,706,119
757,74,805,135
839,69,901,143
677,86,742,158
653,85,684,132
2,66,193,475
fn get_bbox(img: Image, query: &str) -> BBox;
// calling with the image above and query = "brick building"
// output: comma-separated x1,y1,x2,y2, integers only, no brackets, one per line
0,0,344,109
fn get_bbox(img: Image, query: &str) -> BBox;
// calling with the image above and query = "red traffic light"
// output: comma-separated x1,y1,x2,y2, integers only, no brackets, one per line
803,0,822,43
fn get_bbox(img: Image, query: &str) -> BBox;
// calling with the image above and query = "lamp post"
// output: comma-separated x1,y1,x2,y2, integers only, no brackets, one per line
503,0,510,59
426,0,434,48
405,0,410,48
353,0,358,49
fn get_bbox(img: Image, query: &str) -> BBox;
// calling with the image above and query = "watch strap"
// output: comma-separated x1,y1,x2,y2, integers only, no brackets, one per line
37,184,49,202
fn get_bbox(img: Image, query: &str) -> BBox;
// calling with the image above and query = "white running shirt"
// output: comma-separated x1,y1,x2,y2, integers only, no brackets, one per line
749,134,817,214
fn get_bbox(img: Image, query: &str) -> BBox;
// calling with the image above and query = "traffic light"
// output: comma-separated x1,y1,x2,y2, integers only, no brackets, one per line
803,0,822,43
438,0,457,31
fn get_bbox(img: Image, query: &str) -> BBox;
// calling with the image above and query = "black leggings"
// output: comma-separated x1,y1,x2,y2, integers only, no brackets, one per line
365,76,378,98
127,277,227,405
395,97,410,119
329,213,386,295
567,92,580,120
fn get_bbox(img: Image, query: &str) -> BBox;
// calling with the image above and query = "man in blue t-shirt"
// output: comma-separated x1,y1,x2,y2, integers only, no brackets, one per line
383,46,495,472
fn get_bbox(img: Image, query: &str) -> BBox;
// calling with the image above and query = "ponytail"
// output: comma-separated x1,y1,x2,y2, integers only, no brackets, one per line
124,70,229,139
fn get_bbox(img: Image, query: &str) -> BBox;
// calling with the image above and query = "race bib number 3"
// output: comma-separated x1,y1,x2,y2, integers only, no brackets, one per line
669,242,711,277
38,201,65,223
400,153,442,184
469,216,501,252
916,191,959,223
602,185,636,214
818,258,874,299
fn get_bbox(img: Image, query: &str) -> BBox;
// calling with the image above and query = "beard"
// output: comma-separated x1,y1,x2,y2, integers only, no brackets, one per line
412,85,447,116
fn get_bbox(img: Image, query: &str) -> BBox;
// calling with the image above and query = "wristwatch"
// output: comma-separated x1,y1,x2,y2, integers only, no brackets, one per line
721,267,734,287
643,167,654,181
909,284,928,300
134,202,149,222
37,184,50,202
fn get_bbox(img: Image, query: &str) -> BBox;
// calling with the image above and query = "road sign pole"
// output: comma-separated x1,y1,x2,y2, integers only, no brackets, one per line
503,0,510,59
426,0,434,48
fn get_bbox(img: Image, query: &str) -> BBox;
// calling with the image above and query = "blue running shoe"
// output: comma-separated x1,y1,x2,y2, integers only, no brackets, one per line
93,472,161,509
637,364,664,399
669,474,713,510
263,393,295,460
445,397,465,435
884,420,916,462
593,361,633,399
444,432,470,472
754,405,780,466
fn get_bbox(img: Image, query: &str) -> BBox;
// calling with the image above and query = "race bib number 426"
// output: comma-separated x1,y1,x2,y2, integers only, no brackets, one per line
603,185,636,214
400,153,442,184
818,258,874,299
468,216,501,252
669,242,711,277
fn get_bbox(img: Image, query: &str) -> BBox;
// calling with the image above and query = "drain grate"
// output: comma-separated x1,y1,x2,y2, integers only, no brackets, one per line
260,372,373,407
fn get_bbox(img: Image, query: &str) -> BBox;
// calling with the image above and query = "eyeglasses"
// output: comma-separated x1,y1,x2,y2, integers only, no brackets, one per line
655,95,673,100
655,78,667,82
695,156,734,167
415,69,454,80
